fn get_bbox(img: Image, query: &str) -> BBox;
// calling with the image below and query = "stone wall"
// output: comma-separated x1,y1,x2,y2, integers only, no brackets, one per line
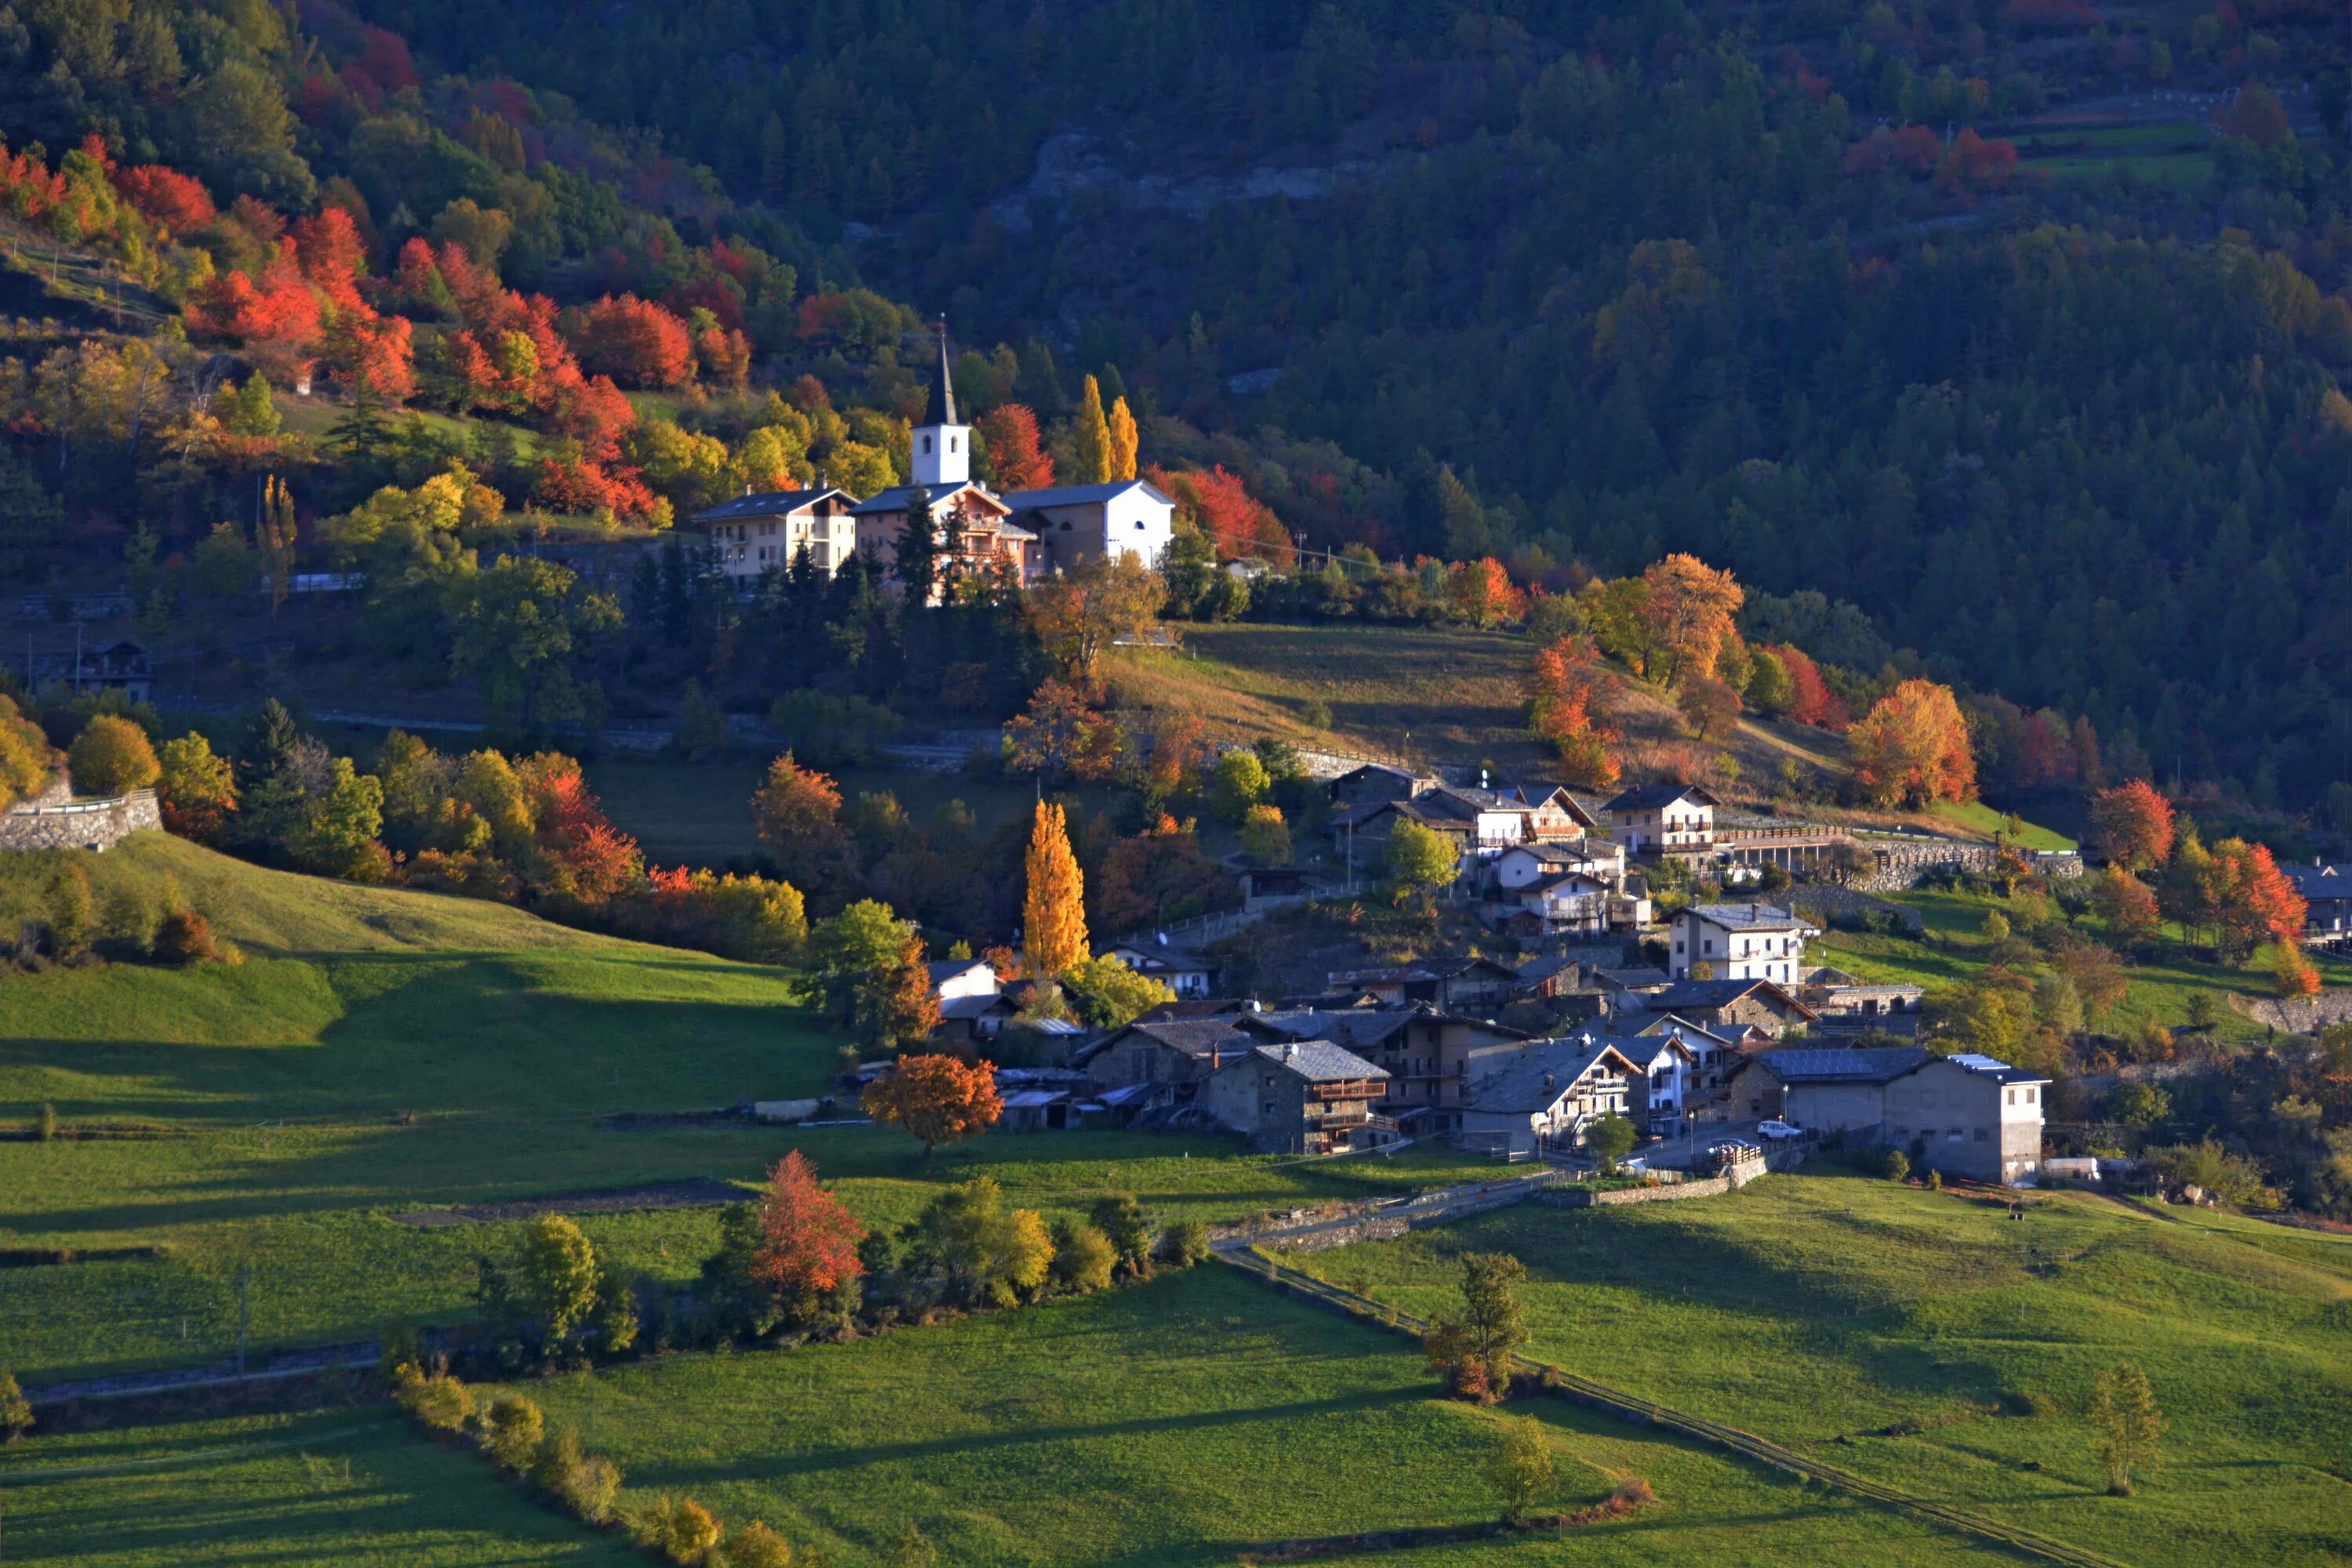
2239,989,2352,1036
0,789,162,852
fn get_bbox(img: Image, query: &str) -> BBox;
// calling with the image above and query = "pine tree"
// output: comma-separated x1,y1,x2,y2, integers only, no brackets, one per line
1022,800,1087,977
1107,395,1138,481
759,111,790,195
1072,376,1112,485
896,481,936,604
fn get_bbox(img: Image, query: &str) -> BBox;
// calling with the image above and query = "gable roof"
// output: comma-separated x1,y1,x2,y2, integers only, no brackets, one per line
1602,782,1719,811
2284,862,2352,900
1593,967,1672,991
926,958,995,985
1647,978,1820,1022
848,481,1006,517
1240,1041,1389,1083
1609,1031,1698,1069
1083,1018,1258,1062
1468,1040,1639,1113
1000,479,1174,509
694,486,845,524
1684,901,1813,935
1748,1046,1930,1083
938,993,1017,1021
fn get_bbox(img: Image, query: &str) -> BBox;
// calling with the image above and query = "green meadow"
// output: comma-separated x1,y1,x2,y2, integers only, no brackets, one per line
1293,1171,2352,1568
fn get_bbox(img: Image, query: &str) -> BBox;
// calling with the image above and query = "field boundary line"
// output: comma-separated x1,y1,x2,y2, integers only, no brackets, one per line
0,1421,395,1485
1218,1243,2130,1568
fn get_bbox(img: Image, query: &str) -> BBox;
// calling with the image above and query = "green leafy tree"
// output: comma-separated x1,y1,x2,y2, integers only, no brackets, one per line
1424,1251,1530,1400
481,1213,602,1361
2088,1363,2164,1496
1383,818,1459,906
1087,1192,1154,1277
1210,749,1270,821
448,557,621,739
1059,953,1177,1029
296,757,385,879
1486,1414,1555,1523
0,1370,31,1443
482,1395,546,1472
1585,1112,1638,1174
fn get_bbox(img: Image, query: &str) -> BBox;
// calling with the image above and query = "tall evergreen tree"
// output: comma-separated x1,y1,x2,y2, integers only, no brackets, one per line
896,481,936,605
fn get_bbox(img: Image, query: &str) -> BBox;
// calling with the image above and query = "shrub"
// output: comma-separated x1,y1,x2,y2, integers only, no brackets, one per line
1926,1168,1944,1192
724,1520,795,1568
1088,1192,1153,1277
45,861,92,961
1049,1221,1116,1294
481,1394,545,1472
0,1370,31,1443
1882,1149,1911,1182
1156,1218,1211,1269
154,909,218,966
66,714,160,797
559,1453,624,1524
33,1102,56,1142
379,1319,423,1378
531,1424,585,1493
394,1364,473,1432
633,1494,724,1565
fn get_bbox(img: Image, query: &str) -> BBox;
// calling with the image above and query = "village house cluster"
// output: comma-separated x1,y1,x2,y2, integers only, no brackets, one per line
845,761,2042,1185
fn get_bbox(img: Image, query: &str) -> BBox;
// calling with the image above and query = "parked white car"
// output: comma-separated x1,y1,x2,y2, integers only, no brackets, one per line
1756,1120,1804,1142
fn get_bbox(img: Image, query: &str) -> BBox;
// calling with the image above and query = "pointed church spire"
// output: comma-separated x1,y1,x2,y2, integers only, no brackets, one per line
923,316,956,428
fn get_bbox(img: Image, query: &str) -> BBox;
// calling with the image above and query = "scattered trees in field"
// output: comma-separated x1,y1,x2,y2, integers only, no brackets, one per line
1425,1251,1530,1401
2087,1363,2164,1496
862,1054,1003,1160
1486,1414,1556,1524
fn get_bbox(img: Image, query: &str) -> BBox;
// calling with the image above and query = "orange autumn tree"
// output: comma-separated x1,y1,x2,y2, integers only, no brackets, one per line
862,1054,1003,1160
1770,644,1849,731
750,1151,866,1315
1526,635,1621,789
977,404,1054,489
2089,780,2175,873
1639,554,1744,687
1848,680,1977,807
1023,800,1088,977
2205,838,2306,962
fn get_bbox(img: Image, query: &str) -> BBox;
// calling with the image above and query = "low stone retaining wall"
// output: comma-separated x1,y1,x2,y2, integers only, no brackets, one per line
2239,989,2352,1036
0,789,162,852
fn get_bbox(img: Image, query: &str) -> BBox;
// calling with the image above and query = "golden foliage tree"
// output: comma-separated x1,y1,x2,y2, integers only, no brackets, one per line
862,1054,1004,1160
1023,554,1167,686
1072,374,1112,484
1638,554,1743,687
2088,1363,2164,1496
1023,800,1088,977
1848,679,1977,806
1107,395,1138,481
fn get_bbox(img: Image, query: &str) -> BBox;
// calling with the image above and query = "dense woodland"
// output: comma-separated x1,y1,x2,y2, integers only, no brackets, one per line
0,0,2345,818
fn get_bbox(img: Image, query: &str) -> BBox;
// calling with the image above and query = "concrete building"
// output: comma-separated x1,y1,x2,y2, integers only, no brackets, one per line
1669,902,1817,983
1886,1053,2047,1185
1600,782,1718,856
693,485,858,586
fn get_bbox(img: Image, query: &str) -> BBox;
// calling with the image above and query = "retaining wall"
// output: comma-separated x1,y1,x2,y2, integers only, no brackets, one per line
0,788,162,852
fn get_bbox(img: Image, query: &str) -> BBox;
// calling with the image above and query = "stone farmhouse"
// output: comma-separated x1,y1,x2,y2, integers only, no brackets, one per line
1198,1041,1392,1155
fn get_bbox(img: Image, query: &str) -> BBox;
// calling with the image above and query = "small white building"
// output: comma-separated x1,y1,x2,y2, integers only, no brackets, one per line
1003,480,1177,572
926,958,1000,1005
1670,902,1817,984
1101,941,1215,1000
693,486,858,586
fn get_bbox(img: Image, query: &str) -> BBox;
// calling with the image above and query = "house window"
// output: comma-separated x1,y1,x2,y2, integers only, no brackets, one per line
950,436,958,452
2005,1089,2016,1105
922,435,933,454
2025,1087,2037,1104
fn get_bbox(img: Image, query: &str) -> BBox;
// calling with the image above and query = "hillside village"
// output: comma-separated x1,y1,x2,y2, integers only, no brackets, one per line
0,2,2348,1563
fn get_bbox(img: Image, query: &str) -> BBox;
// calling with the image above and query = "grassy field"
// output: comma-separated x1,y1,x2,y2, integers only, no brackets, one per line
1295,1171,2352,1568
0,1404,637,1566
1929,801,2078,853
0,834,1486,1378
1812,883,2352,1043
1106,621,1851,802
487,1261,2019,1568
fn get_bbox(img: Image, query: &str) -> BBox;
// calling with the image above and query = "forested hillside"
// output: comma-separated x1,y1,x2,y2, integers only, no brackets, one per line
343,0,2352,807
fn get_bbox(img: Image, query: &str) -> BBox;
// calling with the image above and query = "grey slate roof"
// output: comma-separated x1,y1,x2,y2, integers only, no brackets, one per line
1750,1046,1929,1083
1467,1040,1637,1113
1121,1019,1258,1058
1602,782,1718,811
938,993,1014,1021
694,486,844,523
1648,978,1818,1019
2284,863,2352,900
1000,479,1174,508
1256,1009,1416,1051
1686,902,1812,934
926,959,993,985
1244,1041,1388,1082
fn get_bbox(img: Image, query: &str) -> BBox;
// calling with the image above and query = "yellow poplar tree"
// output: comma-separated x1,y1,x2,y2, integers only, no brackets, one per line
1073,376,1112,484
1023,800,1087,977
1108,396,1138,481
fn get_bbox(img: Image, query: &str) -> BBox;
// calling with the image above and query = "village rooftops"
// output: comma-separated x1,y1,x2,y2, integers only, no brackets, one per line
1247,1041,1388,1083
1686,901,1814,934
1592,967,1672,990
1602,782,1720,811
1467,1038,1639,1113
693,486,847,523
1751,1046,1931,1083
1645,977,1821,1020
847,481,1000,515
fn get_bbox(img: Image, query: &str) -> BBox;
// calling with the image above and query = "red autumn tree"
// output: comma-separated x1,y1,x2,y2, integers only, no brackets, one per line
1448,557,1527,627
2092,865,2161,949
1848,679,1977,807
2205,838,2307,960
751,751,857,899
326,309,415,401
2089,780,2176,873
185,252,323,383
113,163,214,230
1770,644,1848,731
1152,464,1292,565
1526,635,1620,789
1940,128,2019,194
290,205,368,307
523,757,644,902
978,404,1054,490
696,324,752,391
750,1150,866,1306
570,293,695,387
861,1054,1003,1160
